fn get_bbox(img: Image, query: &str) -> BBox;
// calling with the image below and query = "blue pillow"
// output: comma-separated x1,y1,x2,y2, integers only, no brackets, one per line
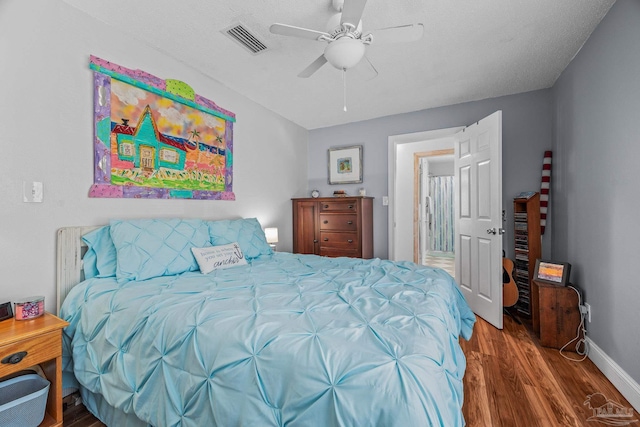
110,218,211,282
82,226,117,279
207,218,272,259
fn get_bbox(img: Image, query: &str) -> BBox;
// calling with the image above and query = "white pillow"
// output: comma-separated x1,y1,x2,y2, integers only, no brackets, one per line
191,243,248,274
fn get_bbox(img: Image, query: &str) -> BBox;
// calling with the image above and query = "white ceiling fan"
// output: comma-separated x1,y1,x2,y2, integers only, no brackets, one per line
270,0,424,80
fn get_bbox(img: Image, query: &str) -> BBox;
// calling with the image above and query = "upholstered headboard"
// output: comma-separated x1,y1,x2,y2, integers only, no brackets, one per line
56,226,101,314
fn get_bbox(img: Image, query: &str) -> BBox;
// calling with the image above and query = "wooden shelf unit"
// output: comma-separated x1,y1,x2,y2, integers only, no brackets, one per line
512,192,541,317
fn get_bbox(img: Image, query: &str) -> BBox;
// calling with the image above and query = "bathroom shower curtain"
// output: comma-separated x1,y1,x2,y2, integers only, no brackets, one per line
429,176,454,253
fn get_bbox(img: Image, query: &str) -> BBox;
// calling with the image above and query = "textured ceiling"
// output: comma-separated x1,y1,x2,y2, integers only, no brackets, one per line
63,0,615,130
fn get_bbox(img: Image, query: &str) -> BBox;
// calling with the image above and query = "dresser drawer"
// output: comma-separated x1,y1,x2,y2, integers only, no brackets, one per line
319,247,359,258
0,330,61,378
320,200,358,212
319,214,358,231
320,232,359,248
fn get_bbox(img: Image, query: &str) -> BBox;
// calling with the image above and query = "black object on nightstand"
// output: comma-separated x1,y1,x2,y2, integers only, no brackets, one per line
0,302,12,321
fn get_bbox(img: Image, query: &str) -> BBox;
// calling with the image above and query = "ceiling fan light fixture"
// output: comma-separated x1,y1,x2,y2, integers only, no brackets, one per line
324,37,366,70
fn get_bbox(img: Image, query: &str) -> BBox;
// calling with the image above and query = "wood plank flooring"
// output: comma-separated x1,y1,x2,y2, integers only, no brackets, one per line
63,400,105,427
461,314,635,426
64,314,635,426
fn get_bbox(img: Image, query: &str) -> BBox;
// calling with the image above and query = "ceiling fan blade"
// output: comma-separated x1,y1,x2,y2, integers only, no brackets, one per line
340,0,368,27
370,23,424,44
270,23,330,41
352,55,378,81
298,55,328,78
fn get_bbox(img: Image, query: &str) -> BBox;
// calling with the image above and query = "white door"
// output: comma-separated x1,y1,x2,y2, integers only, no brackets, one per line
454,111,503,329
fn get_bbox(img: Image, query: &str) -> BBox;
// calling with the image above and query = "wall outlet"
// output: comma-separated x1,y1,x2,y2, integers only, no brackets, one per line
584,302,591,323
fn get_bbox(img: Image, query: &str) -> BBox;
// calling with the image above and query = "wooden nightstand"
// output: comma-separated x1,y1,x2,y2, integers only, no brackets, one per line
0,312,69,427
531,280,582,350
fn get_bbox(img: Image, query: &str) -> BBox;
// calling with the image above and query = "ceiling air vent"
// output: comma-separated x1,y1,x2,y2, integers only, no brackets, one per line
223,23,268,55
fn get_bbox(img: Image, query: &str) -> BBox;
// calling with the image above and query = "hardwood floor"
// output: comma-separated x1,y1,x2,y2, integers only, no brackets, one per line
64,314,635,426
63,399,105,427
461,314,635,426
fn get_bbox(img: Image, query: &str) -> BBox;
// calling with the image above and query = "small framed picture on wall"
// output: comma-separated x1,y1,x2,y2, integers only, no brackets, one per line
328,145,363,184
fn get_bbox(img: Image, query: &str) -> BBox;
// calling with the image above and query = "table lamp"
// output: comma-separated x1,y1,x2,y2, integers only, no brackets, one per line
264,227,278,251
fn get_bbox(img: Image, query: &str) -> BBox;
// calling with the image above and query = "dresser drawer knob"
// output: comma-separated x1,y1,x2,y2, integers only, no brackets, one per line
347,221,353,225
348,205,354,209
2,351,27,365
347,239,353,243
324,205,329,209
324,220,329,224
324,238,329,241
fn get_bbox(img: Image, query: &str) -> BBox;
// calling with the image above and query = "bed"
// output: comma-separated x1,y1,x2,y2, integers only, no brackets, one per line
57,218,475,427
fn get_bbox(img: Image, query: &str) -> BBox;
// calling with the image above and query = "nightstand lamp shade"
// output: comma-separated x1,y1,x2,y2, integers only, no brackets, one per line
265,227,278,251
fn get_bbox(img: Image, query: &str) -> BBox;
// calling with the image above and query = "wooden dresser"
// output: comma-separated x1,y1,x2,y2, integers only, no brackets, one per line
292,196,373,258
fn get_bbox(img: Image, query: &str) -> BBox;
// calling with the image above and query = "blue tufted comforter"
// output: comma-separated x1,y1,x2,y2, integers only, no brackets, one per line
61,253,475,426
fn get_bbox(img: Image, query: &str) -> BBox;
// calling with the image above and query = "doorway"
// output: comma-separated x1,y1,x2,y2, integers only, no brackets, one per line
418,154,455,277
388,127,462,263
388,111,504,329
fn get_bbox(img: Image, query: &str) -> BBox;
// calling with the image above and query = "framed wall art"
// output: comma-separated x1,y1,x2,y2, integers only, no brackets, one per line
328,145,363,184
89,56,236,200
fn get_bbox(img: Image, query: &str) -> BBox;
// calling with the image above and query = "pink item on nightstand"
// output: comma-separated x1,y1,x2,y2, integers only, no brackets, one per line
14,296,45,320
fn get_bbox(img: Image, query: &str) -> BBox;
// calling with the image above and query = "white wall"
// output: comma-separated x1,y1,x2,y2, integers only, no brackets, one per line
0,0,308,313
428,159,454,177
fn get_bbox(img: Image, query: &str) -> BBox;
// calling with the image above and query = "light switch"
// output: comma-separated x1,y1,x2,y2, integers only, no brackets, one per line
382,196,389,206
23,181,43,203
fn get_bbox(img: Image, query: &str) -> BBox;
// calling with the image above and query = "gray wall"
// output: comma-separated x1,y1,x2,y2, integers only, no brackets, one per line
308,89,553,260
0,0,308,312
552,0,640,383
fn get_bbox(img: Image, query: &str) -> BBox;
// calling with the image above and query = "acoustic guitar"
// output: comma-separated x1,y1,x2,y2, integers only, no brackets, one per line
502,257,519,307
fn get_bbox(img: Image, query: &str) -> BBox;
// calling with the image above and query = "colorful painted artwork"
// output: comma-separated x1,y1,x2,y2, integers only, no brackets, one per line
337,157,353,174
89,56,236,200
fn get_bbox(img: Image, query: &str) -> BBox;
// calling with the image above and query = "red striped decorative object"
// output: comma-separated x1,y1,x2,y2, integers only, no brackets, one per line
540,151,552,234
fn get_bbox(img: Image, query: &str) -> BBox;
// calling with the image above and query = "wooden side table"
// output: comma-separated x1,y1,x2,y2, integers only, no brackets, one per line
531,280,582,350
0,312,69,427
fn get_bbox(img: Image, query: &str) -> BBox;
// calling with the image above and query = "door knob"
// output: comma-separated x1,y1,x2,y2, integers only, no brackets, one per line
486,228,497,235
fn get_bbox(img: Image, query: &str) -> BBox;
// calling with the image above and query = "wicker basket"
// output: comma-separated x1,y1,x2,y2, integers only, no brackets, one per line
0,374,50,427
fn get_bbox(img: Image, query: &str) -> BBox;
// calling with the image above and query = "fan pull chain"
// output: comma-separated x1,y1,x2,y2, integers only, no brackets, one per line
342,68,347,112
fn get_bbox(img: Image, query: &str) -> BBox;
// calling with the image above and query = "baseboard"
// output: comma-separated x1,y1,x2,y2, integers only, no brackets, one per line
587,337,640,411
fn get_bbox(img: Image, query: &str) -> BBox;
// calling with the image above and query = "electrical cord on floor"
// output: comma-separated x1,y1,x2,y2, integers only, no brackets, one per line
559,285,589,362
